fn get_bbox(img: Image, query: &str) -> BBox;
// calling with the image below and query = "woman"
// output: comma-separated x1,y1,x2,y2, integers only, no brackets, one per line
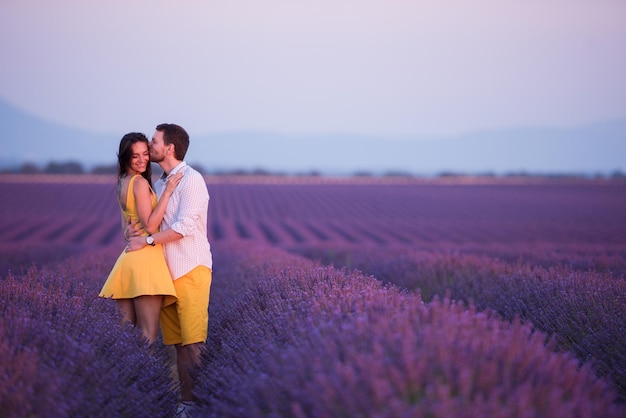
100,132,183,343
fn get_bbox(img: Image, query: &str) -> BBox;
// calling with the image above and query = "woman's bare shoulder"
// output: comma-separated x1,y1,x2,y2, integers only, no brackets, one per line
131,175,149,187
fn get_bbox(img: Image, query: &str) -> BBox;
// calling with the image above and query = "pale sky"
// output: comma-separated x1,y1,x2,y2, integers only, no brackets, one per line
1,0,625,138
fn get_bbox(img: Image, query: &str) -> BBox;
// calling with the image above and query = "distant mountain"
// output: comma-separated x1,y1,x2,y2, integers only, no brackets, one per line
2,97,625,175
2,99,114,169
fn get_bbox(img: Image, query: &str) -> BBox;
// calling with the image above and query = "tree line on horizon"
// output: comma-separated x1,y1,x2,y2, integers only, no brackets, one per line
1,160,625,179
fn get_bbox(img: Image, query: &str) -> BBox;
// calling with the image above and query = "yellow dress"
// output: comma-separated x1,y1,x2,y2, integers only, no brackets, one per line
99,175,177,307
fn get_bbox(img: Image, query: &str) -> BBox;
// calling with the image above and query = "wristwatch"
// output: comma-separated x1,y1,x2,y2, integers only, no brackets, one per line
146,235,155,246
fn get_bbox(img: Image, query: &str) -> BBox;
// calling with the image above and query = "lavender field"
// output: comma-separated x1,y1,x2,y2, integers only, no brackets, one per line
1,174,625,417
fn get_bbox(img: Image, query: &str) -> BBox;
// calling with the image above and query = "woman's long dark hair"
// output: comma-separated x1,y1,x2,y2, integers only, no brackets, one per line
117,132,152,187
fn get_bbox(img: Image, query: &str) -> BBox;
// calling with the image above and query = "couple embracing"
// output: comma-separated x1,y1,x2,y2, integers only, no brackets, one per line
99,123,211,413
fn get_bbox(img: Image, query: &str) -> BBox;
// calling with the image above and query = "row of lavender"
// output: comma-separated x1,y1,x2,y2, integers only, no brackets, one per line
1,241,624,416
208,181,626,247
296,244,626,401
2,178,625,252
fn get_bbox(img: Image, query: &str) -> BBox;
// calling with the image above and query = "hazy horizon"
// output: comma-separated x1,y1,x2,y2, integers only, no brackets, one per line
1,1,625,174
3,98,626,176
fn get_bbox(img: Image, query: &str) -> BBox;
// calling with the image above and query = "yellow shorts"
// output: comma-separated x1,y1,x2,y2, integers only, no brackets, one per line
160,266,212,346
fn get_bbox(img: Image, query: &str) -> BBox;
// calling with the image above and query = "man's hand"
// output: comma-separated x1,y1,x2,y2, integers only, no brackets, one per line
126,235,147,252
124,220,142,241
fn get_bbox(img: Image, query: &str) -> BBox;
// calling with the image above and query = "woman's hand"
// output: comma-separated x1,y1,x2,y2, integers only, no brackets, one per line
163,172,184,196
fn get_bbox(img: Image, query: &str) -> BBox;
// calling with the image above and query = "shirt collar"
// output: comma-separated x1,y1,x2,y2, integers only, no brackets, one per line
161,161,187,180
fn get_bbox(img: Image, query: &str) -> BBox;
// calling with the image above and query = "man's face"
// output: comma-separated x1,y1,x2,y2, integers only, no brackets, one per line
149,130,167,163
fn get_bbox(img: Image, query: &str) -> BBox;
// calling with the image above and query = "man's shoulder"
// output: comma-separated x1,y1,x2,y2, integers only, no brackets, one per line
180,164,208,195
181,164,204,179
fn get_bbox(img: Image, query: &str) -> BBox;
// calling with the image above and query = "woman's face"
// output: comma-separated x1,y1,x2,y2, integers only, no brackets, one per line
127,141,150,175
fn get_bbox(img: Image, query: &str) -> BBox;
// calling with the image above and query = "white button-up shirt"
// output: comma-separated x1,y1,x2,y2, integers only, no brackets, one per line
155,161,212,280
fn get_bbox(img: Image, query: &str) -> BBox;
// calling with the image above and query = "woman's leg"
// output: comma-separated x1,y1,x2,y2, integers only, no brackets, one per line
116,299,136,325
134,295,164,343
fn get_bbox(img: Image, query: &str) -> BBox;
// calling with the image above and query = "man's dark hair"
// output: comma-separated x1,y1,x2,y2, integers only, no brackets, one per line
156,123,189,160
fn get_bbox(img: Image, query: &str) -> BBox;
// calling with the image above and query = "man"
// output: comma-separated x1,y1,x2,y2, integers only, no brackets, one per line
127,123,212,414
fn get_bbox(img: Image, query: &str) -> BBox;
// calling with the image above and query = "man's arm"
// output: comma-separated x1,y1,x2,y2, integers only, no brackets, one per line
123,220,140,241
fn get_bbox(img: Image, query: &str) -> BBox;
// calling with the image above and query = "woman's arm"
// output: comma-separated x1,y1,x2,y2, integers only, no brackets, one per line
134,173,183,234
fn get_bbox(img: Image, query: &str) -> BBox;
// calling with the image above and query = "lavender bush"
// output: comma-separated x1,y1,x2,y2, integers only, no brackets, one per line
0,250,178,417
297,244,626,402
194,242,624,417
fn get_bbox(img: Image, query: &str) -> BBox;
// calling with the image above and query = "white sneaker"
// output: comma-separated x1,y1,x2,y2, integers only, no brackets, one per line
175,401,196,418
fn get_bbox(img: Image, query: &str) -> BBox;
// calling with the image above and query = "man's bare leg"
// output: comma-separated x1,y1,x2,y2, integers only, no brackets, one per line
176,342,204,401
